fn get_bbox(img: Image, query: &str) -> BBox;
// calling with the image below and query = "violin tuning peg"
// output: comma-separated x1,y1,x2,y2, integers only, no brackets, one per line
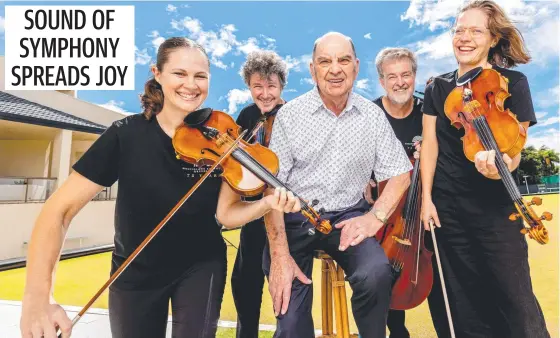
520,228,528,235
176,154,180,160
509,213,521,221
530,197,543,206
541,212,553,221
311,199,319,207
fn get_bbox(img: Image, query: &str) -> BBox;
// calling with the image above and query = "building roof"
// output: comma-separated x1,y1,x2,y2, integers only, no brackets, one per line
0,91,106,134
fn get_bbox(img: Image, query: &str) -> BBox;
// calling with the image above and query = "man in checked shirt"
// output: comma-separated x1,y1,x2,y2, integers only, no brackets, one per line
263,32,412,338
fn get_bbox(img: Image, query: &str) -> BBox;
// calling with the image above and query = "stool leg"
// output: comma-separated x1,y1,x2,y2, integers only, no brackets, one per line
321,259,334,336
326,260,344,338
337,265,351,338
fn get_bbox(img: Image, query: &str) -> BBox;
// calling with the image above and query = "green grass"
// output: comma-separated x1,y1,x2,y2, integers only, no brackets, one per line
216,328,274,338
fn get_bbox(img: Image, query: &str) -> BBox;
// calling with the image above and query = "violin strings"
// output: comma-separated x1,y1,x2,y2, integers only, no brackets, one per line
466,93,533,225
221,135,315,215
473,118,535,226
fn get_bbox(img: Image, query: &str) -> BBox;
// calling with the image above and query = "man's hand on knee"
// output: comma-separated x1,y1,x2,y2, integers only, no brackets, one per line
336,213,383,251
268,254,311,316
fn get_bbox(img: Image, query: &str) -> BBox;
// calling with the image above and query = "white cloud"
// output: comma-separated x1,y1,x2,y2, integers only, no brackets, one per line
527,128,560,152
535,85,560,109
170,16,279,70
526,18,560,65
537,116,560,127
401,0,560,67
225,89,252,114
413,32,453,61
99,100,132,115
166,4,177,13
300,78,314,85
284,54,312,73
364,33,372,40
238,37,261,55
0,16,5,33
400,0,460,31
535,112,548,120
356,79,370,90
147,31,165,51
135,46,151,65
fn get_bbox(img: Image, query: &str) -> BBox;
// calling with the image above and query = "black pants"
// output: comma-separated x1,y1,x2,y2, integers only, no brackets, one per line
387,309,409,338
231,219,267,338
108,255,227,338
263,199,392,338
426,189,550,338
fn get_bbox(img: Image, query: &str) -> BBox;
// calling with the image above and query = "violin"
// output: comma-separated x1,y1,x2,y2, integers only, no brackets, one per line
173,108,331,234
58,108,330,337
444,67,552,244
375,136,433,310
246,104,281,147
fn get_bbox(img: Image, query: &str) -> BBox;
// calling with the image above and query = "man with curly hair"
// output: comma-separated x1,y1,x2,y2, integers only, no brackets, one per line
232,50,288,338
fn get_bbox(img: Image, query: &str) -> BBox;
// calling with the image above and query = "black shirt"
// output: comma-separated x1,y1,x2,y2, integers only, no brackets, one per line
370,96,423,189
373,96,424,157
73,113,225,289
235,102,283,201
236,103,263,141
422,66,537,204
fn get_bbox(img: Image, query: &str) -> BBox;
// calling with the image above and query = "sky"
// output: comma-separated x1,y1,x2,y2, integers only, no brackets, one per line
1,0,559,151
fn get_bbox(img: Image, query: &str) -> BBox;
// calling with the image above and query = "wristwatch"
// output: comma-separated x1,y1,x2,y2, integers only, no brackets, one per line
372,209,388,224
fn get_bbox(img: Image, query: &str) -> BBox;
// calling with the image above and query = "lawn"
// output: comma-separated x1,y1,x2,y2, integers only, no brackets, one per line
1,194,558,337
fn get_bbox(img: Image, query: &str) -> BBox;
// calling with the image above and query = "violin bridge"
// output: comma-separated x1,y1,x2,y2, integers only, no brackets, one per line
215,134,229,148
392,236,411,246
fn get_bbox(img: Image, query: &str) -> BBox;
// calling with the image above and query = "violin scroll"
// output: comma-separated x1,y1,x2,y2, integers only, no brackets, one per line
514,199,552,245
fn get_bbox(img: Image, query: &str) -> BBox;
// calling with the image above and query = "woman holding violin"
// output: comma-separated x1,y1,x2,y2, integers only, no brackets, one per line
20,37,300,338
421,1,549,337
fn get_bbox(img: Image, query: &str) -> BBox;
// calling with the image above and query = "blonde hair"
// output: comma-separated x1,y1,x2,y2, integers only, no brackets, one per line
457,0,531,68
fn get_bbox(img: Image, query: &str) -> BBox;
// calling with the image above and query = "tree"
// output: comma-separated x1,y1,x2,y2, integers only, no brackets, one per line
518,146,559,184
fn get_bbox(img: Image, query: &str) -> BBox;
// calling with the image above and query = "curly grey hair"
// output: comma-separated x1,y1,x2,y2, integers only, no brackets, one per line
375,47,417,79
241,50,287,88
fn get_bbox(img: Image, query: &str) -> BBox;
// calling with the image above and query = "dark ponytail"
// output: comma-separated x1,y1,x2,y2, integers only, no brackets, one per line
141,78,164,120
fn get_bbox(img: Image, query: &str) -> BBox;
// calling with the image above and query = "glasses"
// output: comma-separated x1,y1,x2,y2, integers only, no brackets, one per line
451,27,488,38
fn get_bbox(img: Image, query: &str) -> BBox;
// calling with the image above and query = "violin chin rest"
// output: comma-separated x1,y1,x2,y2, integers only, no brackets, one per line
456,67,483,86
185,107,213,127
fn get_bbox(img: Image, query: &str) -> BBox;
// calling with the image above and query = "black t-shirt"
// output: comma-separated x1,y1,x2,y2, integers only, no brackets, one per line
370,96,423,190
235,102,283,201
373,96,424,157
73,113,225,289
422,66,537,204
236,103,263,140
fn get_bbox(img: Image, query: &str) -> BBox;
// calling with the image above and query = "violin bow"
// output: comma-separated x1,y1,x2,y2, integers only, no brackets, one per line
429,219,456,338
57,130,247,337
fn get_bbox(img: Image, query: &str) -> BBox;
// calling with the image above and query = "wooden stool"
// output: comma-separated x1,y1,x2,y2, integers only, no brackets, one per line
314,250,359,338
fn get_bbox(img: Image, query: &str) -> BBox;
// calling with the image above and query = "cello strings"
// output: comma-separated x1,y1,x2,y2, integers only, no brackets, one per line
394,164,422,271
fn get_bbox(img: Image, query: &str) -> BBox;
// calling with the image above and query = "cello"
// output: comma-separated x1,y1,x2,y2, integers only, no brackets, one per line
375,136,433,310
444,67,552,244
58,108,331,336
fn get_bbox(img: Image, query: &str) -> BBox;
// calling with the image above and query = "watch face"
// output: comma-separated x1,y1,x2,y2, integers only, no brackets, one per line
374,210,387,222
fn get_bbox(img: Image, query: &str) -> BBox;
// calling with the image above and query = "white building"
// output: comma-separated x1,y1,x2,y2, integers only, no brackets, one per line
0,55,125,264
